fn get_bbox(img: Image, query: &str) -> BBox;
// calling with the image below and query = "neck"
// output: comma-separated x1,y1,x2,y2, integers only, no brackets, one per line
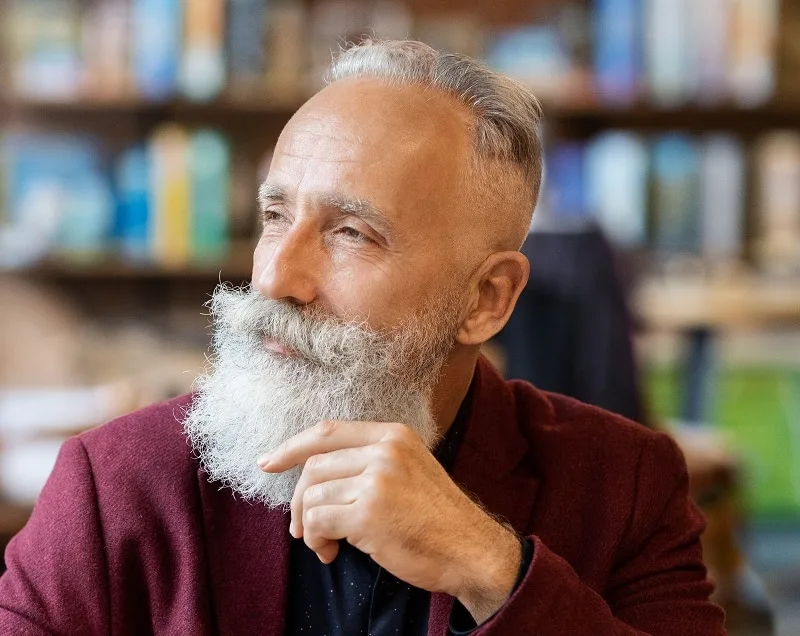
430,345,481,436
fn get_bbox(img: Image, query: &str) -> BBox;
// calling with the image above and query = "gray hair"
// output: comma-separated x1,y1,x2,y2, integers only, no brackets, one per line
326,40,544,240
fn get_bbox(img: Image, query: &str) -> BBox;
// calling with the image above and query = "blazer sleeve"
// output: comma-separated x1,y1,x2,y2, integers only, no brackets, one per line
471,433,727,635
0,437,110,635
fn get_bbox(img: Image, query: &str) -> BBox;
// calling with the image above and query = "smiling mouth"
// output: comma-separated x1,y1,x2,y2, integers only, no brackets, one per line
263,336,296,357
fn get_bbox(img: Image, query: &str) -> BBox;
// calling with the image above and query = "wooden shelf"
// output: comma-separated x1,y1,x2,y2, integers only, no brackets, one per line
0,95,302,118
6,94,800,130
19,261,250,281
634,276,800,330
11,241,255,282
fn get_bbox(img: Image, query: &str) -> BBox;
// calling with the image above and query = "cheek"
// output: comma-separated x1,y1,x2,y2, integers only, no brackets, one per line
250,237,273,279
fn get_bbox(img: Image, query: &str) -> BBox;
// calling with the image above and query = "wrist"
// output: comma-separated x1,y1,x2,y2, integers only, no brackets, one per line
455,524,522,624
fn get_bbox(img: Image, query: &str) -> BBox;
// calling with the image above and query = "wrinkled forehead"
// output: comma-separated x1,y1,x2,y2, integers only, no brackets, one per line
267,79,476,240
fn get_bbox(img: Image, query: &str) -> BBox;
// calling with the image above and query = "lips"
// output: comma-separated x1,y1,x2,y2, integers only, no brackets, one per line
262,336,295,357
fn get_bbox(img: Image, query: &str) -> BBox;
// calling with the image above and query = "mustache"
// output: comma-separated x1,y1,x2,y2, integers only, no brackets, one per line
208,284,386,368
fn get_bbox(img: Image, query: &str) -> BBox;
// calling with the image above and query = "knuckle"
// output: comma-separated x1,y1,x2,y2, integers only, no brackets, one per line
304,505,328,531
388,424,418,449
390,422,412,439
316,420,338,437
375,442,402,465
365,471,390,498
302,483,324,507
304,453,325,472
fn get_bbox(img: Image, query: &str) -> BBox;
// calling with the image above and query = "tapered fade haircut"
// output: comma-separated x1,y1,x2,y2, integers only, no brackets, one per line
325,39,544,249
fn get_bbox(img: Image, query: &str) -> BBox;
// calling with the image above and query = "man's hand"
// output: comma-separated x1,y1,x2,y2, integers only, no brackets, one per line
258,420,522,623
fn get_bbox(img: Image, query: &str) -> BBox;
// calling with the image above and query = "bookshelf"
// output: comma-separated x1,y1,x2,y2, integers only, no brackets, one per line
2,0,800,334
7,95,800,130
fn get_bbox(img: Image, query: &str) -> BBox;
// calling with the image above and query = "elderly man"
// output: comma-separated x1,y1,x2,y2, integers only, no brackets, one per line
0,41,725,635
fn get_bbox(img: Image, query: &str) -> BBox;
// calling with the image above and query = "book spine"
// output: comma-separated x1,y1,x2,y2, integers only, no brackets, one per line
181,0,226,102
729,0,780,107
593,0,640,106
644,0,694,107
227,0,268,98
115,145,151,260
700,135,746,260
755,132,800,274
190,129,231,261
81,0,131,99
546,142,588,219
652,134,702,253
264,0,307,99
149,124,191,267
586,131,648,246
132,0,181,100
691,0,729,106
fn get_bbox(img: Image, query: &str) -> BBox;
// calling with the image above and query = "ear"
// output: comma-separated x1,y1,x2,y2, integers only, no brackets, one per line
456,251,529,346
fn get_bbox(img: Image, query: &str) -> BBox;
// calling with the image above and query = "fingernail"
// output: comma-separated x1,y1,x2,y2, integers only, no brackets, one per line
257,454,271,469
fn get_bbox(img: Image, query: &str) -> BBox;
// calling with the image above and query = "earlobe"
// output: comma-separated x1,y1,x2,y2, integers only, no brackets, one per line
456,252,529,346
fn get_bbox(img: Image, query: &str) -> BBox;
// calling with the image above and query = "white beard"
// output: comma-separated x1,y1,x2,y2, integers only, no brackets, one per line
183,284,461,508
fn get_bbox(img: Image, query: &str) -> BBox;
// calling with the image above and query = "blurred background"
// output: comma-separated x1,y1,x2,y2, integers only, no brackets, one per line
0,0,799,633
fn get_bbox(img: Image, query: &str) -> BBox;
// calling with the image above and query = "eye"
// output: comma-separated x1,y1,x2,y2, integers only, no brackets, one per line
336,226,371,243
261,209,286,225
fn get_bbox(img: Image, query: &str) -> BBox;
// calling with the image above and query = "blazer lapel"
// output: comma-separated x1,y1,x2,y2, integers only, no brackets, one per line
198,470,291,636
427,357,545,636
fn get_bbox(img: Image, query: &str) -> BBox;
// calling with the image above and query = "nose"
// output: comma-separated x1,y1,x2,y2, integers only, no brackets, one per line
252,221,321,306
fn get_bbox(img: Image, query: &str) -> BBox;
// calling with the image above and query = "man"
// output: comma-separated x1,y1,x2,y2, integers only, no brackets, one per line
0,40,725,635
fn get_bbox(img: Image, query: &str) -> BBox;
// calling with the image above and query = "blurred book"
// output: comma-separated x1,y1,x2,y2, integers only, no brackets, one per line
115,145,151,260
586,131,648,247
149,124,191,267
486,25,572,103
729,0,780,107
132,0,181,100
644,0,695,107
544,142,588,219
413,13,486,59
593,0,641,106
307,0,370,93
1,133,111,265
264,0,307,100
81,0,131,99
691,0,729,106
5,0,83,100
56,173,114,260
754,132,800,274
190,129,231,261
227,0,268,100
700,135,746,262
181,0,226,102
652,134,701,254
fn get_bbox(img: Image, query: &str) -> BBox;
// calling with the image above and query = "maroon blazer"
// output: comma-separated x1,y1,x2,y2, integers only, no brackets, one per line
0,358,725,635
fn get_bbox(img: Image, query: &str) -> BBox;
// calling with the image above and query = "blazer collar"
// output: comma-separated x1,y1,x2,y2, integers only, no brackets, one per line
198,471,290,636
428,356,547,636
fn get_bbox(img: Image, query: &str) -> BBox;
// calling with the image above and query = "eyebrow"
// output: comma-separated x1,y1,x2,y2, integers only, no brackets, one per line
257,183,287,210
257,183,395,242
321,194,394,241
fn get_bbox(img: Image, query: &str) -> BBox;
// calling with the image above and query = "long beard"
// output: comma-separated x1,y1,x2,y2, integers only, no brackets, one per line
183,284,462,508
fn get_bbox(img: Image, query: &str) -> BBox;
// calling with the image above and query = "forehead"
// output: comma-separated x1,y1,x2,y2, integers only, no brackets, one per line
266,79,474,236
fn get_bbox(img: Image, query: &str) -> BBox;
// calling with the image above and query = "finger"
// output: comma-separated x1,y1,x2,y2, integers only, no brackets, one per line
290,450,371,535
311,539,340,564
302,504,352,563
260,420,401,472
292,476,362,538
